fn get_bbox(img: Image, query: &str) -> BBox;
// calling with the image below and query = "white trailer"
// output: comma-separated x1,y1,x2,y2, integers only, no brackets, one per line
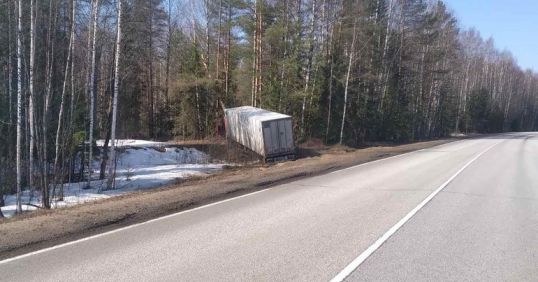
224,106,295,161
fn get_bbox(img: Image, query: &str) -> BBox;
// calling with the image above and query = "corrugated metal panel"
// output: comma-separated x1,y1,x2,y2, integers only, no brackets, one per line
278,120,287,152
284,119,293,149
225,106,295,158
270,121,278,153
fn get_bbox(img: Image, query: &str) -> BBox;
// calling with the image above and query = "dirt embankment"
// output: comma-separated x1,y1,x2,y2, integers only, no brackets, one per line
0,138,456,259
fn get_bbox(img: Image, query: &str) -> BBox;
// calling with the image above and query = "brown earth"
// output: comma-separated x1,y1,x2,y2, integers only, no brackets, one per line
0,138,458,260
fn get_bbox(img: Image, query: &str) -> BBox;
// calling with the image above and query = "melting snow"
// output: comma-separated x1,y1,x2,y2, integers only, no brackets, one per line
1,140,226,217
95,139,170,148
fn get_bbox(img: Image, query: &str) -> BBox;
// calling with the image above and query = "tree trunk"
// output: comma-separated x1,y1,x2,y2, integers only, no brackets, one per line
148,3,155,139
87,0,100,189
28,0,36,197
107,0,123,190
204,0,211,78
99,105,112,180
455,60,471,133
67,0,77,185
190,0,202,137
300,0,317,138
378,0,393,112
256,1,263,107
325,21,337,143
225,0,231,98
16,0,23,214
251,0,258,107
216,0,222,80
165,0,171,107
278,0,289,112
339,19,357,145
41,0,58,208
54,0,76,200
7,0,13,126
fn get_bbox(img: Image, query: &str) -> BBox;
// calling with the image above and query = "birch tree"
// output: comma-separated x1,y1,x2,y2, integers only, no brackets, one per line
107,0,123,190
53,0,77,200
87,0,100,189
300,0,317,138
39,0,58,208
28,0,36,196
339,19,357,145
15,0,23,214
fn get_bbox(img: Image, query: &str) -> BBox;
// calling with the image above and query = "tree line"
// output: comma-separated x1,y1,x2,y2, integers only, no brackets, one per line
1,0,537,214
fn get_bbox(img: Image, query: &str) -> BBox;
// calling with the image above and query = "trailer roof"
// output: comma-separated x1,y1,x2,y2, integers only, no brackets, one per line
225,106,291,122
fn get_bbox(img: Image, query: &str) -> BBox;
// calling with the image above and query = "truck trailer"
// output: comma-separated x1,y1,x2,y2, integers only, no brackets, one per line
224,106,295,162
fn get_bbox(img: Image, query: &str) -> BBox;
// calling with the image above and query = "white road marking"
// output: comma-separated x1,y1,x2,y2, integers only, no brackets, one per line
0,187,273,265
328,149,426,174
0,138,464,265
330,141,500,282
330,138,467,174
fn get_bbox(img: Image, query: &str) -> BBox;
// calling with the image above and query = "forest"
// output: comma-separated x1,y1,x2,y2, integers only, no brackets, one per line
1,0,538,214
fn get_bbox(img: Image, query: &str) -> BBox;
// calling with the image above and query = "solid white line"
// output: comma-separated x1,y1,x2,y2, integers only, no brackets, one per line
328,149,425,174
0,187,273,265
0,138,465,265
330,138,467,174
330,141,500,282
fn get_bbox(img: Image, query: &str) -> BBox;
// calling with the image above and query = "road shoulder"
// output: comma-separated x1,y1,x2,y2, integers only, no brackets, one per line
0,138,456,260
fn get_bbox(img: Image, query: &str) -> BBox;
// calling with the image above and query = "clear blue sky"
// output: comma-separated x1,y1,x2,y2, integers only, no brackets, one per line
444,0,538,72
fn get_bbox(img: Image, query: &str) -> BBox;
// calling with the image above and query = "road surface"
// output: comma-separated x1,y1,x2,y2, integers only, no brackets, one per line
1,133,537,281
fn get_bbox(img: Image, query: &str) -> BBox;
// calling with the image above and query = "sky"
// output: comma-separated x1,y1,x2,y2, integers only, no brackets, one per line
444,0,538,72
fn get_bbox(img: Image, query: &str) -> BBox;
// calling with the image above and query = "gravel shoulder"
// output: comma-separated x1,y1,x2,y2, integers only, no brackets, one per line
0,138,456,260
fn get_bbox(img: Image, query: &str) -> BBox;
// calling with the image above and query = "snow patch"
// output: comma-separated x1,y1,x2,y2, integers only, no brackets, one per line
115,147,210,168
2,140,226,218
95,139,170,148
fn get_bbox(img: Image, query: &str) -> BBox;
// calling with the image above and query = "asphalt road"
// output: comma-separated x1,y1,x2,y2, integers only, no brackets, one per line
1,133,537,281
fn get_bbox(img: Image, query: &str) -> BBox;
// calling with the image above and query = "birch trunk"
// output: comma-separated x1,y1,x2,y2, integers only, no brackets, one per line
87,0,100,189
216,0,222,79
54,0,76,200
339,20,357,145
326,47,335,142
16,0,23,214
107,0,123,190
7,0,13,125
67,0,77,185
503,75,513,130
278,0,289,112
190,0,202,136
28,0,36,196
325,8,340,143
378,0,393,112
256,2,263,107
41,0,58,208
455,60,469,133
300,0,317,137
204,0,211,78
251,0,258,107
148,2,155,139
225,0,231,97
165,0,171,106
